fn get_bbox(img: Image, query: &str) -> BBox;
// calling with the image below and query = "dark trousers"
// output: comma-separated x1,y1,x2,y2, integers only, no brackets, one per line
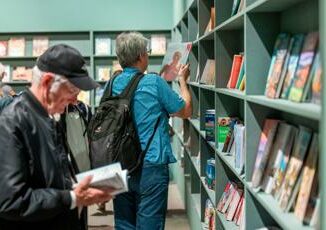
113,163,169,230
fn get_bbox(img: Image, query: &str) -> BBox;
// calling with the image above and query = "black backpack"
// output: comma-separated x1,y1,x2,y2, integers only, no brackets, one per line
88,72,160,174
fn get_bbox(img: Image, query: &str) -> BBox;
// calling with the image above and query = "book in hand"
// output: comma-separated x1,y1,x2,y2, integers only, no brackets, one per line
161,42,192,81
75,162,128,196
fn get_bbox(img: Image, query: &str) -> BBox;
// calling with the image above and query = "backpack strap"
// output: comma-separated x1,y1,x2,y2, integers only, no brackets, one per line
120,72,144,99
100,70,122,104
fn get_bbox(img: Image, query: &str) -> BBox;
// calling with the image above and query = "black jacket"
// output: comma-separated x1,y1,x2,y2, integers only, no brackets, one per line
0,90,86,230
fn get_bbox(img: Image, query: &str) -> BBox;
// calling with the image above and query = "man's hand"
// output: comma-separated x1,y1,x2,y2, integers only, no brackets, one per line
73,176,114,207
177,63,190,83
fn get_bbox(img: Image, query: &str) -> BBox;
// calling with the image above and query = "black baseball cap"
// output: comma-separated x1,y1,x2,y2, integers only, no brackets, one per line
36,44,99,90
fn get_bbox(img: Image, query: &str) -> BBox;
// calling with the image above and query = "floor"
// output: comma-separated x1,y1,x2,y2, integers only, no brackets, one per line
88,183,190,230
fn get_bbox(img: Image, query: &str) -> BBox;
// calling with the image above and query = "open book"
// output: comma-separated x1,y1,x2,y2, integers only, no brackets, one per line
75,163,128,196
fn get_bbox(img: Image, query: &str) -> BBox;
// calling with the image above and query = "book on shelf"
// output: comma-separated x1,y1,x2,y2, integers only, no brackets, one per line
305,192,320,227
251,119,280,188
225,188,243,221
277,126,312,210
237,0,245,14
98,66,111,81
1,65,11,82
227,54,243,89
199,59,215,85
204,199,215,230
239,74,245,91
217,182,232,211
234,124,245,172
0,41,8,57
264,33,291,99
233,195,244,225
301,49,320,102
112,60,122,74
204,7,215,34
217,117,231,150
77,91,90,105
288,31,319,102
260,122,297,194
12,66,32,82
311,51,322,105
150,35,166,55
161,42,192,81
235,55,245,90
280,34,305,99
231,0,241,16
32,36,49,57
194,63,200,82
95,37,111,55
221,183,237,213
294,133,318,221
74,162,128,196
8,37,25,57
95,86,105,106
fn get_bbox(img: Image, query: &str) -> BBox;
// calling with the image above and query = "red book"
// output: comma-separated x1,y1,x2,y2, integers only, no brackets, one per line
227,54,243,88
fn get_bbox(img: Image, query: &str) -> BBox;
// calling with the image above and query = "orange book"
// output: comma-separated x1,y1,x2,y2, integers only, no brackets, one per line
227,54,243,88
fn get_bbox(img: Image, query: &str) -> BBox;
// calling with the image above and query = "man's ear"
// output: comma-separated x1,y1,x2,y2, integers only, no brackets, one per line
40,73,54,89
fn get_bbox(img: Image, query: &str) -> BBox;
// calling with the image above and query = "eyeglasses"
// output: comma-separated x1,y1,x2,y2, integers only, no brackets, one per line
146,49,152,55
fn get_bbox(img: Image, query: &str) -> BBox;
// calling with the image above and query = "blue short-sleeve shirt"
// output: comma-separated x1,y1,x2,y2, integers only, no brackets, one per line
104,67,185,164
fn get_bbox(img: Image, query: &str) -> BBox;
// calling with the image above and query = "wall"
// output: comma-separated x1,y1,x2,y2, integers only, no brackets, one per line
0,0,173,32
173,0,194,27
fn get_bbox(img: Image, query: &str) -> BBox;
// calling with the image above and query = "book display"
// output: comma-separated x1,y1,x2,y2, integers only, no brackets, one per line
169,0,324,229
0,30,170,111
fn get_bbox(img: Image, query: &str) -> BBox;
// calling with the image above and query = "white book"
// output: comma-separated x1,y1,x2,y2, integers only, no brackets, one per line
75,162,128,196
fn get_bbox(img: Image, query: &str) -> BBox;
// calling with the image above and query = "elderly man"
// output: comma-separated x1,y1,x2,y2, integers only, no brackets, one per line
107,32,192,230
0,44,113,229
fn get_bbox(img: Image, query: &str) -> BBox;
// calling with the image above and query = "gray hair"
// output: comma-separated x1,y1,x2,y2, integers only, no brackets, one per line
32,66,68,93
115,32,149,68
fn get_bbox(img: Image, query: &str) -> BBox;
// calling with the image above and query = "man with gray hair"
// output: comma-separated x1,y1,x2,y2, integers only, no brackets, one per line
107,32,192,230
0,44,114,229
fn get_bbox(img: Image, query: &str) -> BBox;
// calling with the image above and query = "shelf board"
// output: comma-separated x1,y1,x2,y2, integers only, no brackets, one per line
216,12,245,31
96,80,107,84
93,54,117,58
216,211,240,230
5,81,31,85
216,150,245,183
187,81,201,87
246,0,308,13
190,156,201,178
246,95,321,121
199,84,215,92
215,88,245,100
198,30,214,41
188,118,201,133
246,182,313,230
0,56,37,60
200,176,216,205
174,130,184,144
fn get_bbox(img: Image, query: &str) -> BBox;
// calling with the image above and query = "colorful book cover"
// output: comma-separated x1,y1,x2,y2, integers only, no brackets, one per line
311,52,322,105
277,126,312,210
1,65,11,82
251,119,280,188
294,133,318,221
280,34,305,99
161,42,192,81
288,32,319,102
217,182,232,211
234,124,245,171
0,41,8,57
150,35,166,55
261,123,297,194
32,36,49,57
239,74,245,91
217,117,231,150
227,54,243,89
8,37,25,57
264,33,291,99
98,66,111,81
302,50,320,102
95,37,111,55
12,66,32,81
225,188,243,221
200,59,215,85
77,91,90,105
235,56,245,89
